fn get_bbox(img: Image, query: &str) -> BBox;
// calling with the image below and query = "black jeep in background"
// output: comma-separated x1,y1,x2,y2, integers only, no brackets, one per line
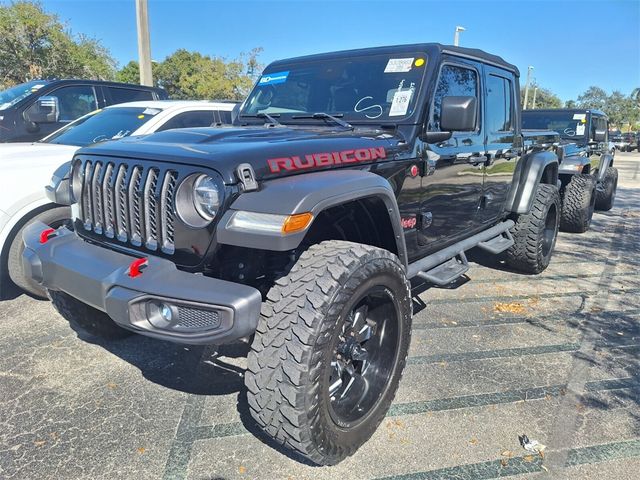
523,109,617,232
27,44,562,465
0,79,167,142
622,132,638,152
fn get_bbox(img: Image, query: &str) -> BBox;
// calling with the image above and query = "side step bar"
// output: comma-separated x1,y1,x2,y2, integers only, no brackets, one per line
417,252,469,286
407,220,515,280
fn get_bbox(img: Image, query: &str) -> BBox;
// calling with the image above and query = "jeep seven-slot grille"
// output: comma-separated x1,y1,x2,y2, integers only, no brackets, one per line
78,161,178,254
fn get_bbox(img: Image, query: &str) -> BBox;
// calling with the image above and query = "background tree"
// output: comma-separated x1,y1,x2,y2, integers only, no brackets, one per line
576,86,608,110
520,83,562,109
116,48,263,101
0,1,116,88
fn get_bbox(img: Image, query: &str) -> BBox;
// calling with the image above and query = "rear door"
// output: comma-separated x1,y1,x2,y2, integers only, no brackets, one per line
481,65,521,223
418,58,485,250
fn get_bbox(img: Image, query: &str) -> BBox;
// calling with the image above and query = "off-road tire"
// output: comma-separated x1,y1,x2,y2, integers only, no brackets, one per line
595,167,618,211
245,241,412,465
7,206,71,298
506,183,560,274
49,290,133,340
560,174,596,233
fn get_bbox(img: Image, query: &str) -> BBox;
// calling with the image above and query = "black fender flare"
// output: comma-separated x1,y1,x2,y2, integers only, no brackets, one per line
558,154,590,176
216,169,408,268
596,153,614,183
506,150,559,214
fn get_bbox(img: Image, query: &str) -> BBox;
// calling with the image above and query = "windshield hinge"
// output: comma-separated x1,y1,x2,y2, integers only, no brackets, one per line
236,163,258,192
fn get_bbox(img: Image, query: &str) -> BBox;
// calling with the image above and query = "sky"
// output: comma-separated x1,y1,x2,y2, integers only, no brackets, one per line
36,0,640,102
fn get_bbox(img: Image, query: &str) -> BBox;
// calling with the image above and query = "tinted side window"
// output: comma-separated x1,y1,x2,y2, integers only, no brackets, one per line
218,110,232,124
157,110,218,131
429,65,478,131
51,86,97,121
108,87,154,104
591,116,606,141
486,74,513,132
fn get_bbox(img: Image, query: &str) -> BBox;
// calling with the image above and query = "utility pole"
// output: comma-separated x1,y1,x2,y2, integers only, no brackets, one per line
454,26,465,47
531,87,538,109
523,66,534,109
136,0,153,86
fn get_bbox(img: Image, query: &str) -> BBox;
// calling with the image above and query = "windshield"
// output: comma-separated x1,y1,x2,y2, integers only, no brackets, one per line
241,53,428,124
522,111,588,139
0,80,48,110
44,106,162,146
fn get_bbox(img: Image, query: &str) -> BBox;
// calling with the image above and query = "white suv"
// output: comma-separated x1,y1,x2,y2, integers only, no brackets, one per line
0,100,236,298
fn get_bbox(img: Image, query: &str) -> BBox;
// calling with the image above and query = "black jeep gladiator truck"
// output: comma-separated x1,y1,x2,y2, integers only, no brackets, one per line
24,44,561,465
523,109,618,232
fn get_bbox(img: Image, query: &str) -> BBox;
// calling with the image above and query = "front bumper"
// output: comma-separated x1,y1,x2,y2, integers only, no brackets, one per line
22,221,262,345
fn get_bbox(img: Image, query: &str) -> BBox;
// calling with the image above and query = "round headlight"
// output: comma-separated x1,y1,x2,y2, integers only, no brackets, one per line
193,175,220,220
176,173,223,228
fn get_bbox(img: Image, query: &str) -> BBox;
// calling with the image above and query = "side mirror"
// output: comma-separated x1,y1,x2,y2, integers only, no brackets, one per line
440,96,477,132
594,130,606,142
24,96,60,124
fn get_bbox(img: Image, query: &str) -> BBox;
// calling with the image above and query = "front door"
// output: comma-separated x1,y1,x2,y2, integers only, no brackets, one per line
418,58,485,251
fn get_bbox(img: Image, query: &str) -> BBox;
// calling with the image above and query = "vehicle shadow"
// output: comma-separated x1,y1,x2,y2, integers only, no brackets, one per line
76,330,318,465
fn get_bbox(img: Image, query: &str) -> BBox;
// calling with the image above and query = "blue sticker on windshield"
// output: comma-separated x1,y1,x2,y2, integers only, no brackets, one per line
258,71,289,86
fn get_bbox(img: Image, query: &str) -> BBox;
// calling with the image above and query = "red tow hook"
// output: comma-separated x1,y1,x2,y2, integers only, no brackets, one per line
39,228,57,244
128,257,148,278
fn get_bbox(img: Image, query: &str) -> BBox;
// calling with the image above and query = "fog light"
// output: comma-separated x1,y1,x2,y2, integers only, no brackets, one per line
160,303,173,322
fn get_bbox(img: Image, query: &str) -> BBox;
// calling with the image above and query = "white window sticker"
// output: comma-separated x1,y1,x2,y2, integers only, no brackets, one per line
573,113,586,121
389,89,413,116
385,58,414,73
576,124,586,136
142,108,161,116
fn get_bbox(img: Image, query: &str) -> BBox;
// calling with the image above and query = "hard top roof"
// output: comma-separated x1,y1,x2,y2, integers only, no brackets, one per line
103,100,237,111
524,108,608,117
34,79,162,90
268,43,519,76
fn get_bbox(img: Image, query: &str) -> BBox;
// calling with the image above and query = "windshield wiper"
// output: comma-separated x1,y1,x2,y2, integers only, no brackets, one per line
240,112,282,126
291,112,354,130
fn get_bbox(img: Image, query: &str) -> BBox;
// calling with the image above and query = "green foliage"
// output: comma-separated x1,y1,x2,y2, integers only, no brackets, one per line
115,60,141,85
520,83,562,109
116,48,263,101
0,1,116,88
576,86,608,110
568,85,640,128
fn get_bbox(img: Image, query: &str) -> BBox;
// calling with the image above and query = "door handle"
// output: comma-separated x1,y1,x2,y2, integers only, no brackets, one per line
503,149,521,160
467,154,487,165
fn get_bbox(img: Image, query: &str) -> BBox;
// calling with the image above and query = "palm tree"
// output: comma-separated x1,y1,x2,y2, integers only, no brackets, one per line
632,88,640,106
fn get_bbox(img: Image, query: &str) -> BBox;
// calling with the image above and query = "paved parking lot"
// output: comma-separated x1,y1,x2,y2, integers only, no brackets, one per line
1,152,639,480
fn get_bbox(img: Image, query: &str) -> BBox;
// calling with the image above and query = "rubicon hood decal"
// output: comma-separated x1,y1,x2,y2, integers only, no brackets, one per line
268,147,387,173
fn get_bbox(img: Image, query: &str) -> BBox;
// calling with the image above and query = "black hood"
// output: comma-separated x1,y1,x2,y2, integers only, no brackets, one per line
559,139,588,157
77,126,408,184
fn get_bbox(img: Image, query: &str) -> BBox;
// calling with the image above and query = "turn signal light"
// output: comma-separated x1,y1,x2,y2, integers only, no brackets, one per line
282,212,313,234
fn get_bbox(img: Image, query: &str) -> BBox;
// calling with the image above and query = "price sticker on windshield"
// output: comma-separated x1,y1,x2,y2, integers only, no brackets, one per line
389,89,413,116
576,124,586,136
385,58,414,73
